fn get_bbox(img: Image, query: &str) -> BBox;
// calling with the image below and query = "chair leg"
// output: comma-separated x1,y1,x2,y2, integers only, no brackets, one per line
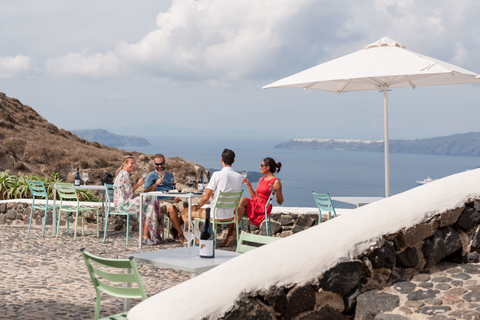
28,206,34,234
41,207,48,237
74,211,79,240
56,211,62,237
126,216,130,246
103,213,110,243
96,209,99,237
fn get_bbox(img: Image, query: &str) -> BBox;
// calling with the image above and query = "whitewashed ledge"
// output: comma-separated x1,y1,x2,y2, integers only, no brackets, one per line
0,199,103,207
272,206,352,216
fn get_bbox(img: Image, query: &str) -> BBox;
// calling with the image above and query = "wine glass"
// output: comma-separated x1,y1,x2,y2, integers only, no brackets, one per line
182,222,195,256
142,168,148,178
170,177,176,190
194,219,202,246
187,176,194,191
241,169,247,179
81,172,89,185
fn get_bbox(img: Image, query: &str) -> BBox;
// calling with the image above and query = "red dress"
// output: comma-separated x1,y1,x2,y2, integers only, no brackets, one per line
246,177,278,226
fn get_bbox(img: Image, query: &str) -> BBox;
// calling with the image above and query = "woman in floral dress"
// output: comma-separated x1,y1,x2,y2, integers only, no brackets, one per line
113,156,161,245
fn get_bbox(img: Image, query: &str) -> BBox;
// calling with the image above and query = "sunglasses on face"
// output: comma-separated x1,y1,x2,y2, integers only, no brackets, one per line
260,164,266,167
155,162,165,166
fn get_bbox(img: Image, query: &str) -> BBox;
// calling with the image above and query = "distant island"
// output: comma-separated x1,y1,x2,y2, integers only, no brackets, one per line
276,132,480,156
72,129,151,147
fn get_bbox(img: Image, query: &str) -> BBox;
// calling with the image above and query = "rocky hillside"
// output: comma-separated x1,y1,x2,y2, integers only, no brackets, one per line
0,92,203,188
276,132,480,156
71,129,151,147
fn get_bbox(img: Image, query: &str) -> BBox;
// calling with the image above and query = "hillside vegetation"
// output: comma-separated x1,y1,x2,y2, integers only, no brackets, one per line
0,92,203,188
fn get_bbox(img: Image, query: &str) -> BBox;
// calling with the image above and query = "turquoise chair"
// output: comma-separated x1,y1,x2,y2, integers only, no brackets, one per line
195,190,243,247
104,184,138,246
312,192,337,224
236,230,281,253
55,182,100,240
27,180,62,237
241,190,276,236
81,248,147,320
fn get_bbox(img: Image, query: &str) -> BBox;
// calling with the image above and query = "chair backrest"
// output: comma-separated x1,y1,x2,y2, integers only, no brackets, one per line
27,180,48,199
81,249,147,319
236,231,281,253
265,190,276,211
312,192,336,223
211,190,243,220
104,183,114,207
56,182,79,201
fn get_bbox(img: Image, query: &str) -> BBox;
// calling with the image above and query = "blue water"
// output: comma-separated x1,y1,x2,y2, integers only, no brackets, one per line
120,136,480,208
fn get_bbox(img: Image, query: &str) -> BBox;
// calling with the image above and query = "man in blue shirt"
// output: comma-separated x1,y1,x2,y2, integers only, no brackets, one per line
144,153,186,242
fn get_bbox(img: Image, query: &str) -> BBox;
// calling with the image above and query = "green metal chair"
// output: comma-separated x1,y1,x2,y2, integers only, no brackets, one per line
236,230,281,253
27,180,61,237
195,190,243,248
55,182,100,240
312,192,337,224
241,190,276,236
81,248,147,320
104,184,138,246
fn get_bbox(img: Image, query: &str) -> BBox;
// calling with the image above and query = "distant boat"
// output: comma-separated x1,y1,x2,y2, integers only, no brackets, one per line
416,177,437,184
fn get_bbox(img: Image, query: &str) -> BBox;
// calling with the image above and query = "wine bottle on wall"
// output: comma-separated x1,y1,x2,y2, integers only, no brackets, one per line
199,208,214,258
74,167,81,186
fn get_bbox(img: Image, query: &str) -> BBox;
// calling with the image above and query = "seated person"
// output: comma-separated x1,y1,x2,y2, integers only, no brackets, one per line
144,153,186,243
181,148,242,247
237,157,284,227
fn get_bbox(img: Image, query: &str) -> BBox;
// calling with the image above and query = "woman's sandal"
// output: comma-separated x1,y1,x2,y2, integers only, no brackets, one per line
219,235,236,247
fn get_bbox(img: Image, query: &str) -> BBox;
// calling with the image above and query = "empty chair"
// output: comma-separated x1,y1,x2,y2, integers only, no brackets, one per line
195,190,243,247
312,192,337,224
104,184,138,246
27,180,60,237
81,248,147,320
241,190,276,236
55,182,100,240
236,230,281,253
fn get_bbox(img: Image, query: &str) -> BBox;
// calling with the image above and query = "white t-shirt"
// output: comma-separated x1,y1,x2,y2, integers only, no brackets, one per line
206,166,243,220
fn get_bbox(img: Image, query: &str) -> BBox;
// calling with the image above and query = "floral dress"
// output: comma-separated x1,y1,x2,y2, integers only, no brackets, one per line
113,170,162,243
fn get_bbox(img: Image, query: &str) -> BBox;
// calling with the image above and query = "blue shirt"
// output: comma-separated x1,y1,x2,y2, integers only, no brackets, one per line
144,171,174,192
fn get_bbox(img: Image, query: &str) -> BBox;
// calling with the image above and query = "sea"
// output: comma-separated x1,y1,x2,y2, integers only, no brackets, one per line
120,136,480,209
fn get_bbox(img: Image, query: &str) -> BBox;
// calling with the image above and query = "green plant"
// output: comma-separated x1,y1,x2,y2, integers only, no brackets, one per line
0,170,14,200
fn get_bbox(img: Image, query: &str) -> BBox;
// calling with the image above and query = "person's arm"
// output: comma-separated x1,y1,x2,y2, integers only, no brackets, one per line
243,178,256,198
144,178,162,192
132,177,145,192
271,180,284,205
193,188,214,210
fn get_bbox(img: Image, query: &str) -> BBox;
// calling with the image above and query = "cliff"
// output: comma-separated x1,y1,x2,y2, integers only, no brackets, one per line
276,132,480,156
71,129,151,147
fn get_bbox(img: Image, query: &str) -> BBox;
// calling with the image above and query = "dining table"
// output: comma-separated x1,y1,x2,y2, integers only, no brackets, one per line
138,191,204,248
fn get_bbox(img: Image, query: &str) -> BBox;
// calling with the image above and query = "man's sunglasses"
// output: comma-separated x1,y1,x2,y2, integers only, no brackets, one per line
155,162,165,166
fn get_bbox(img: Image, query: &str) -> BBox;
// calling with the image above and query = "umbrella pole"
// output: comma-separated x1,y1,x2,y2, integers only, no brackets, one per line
383,87,390,198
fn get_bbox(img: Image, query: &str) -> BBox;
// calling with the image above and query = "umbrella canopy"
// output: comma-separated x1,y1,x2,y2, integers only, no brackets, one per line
263,37,480,197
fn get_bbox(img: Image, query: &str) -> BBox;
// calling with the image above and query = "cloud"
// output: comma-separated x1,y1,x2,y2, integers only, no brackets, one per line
45,51,121,78
0,55,34,79
40,0,480,82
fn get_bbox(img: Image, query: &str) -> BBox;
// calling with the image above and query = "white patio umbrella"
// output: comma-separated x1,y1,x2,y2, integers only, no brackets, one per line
263,37,480,197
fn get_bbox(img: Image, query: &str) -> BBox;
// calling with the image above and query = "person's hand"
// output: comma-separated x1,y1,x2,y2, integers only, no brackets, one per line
155,178,163,185
174,197,181,203
243,178,251,186
138,177,145,185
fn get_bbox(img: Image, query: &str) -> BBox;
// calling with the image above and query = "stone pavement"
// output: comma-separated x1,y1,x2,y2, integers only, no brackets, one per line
3,222,480,320
0,222,227,320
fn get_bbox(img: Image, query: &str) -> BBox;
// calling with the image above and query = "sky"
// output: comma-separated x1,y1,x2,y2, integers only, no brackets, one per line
1,0,480,143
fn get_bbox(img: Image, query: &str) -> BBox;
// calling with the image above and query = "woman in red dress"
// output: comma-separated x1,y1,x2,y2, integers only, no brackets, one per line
231,157,284,244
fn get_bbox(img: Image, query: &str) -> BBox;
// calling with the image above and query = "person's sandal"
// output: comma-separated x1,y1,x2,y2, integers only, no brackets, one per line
178,234,188,243
142,238,156,246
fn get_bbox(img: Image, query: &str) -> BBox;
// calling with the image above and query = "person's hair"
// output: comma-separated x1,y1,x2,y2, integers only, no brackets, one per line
115,156,135,181
222,149,235,166
154,154,165,161
263,157,282,174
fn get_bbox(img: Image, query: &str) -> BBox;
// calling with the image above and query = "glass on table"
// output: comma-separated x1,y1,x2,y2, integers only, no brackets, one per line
182,222,195,256
81,172,89,185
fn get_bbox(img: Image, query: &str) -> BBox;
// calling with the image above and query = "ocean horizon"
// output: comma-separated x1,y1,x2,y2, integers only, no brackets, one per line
120,136,480,209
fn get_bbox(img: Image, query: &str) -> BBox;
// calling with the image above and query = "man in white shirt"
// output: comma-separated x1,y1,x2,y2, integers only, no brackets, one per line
181,148,243,246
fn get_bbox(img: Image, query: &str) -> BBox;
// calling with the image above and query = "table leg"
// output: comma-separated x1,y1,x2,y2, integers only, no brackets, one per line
139,194,143,249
